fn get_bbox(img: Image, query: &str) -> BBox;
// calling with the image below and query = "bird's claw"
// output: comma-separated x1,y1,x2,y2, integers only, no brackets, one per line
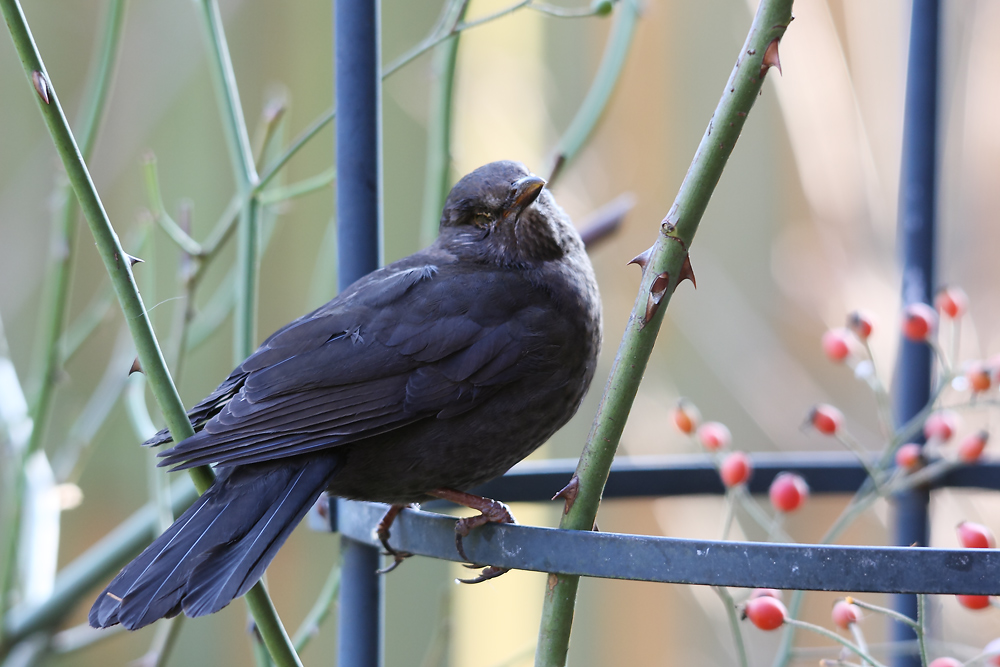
457,565,509,584
376,549,413,575
375,503,414,575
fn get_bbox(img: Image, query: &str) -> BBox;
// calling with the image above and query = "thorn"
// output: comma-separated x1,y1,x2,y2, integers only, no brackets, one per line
129,357,143,376
126,253,144,267
679,254,696,288
552,475,580,515
628,246,653,269
760,38,782,78
642,271,671,327
32,71,49,104
105,592,122,602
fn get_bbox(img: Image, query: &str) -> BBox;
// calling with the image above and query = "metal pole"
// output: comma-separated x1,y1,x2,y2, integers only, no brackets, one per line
892,0,939,664
334,0,383,664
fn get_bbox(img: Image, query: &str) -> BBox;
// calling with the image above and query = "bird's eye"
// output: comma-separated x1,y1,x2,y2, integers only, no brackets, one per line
472,213,492,229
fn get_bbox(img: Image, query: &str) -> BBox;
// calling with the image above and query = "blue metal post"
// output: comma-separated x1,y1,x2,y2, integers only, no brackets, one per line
892,0,939,664
334,0,383,665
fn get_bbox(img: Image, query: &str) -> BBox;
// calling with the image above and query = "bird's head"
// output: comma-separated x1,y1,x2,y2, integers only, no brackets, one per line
439,161,581,265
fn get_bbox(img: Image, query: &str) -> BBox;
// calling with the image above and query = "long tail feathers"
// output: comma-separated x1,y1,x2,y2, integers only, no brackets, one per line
89,456,340,630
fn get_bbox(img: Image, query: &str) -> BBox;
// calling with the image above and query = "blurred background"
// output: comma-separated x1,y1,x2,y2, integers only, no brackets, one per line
2,0,999,665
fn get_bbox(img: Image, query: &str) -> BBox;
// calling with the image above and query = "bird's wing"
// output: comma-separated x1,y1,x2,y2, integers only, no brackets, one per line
157,261,557,470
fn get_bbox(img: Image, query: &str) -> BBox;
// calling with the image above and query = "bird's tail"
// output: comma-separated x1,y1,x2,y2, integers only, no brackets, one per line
89,456,340,630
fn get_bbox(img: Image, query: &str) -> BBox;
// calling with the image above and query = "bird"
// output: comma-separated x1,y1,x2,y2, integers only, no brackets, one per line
89,160,602,631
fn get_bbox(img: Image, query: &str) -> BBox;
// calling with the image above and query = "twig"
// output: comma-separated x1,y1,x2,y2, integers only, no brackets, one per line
291,562,341,653
194,1,296,663
1,0,128,618
534,2,794,664
419,0,469,246
714,587,749,667
547,0,640,186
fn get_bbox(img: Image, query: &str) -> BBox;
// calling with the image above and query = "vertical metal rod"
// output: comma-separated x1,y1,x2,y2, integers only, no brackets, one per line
334,0,384,665
892,0,939,665
335,0,383,291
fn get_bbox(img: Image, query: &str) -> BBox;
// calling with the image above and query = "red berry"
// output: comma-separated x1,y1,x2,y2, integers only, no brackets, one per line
958,431,989,463
769,472,809,513
697,421,731,451
928,659,963,667
902,302,938,341
672,399,701,434
748,588,782,600
822,328,852,363
744,596,787,630
720,452,752,488
831,600,861,630
936,287,969,319
984,638,1000,666
956,594,991,610
895,443,923,471
967,364,992,393
847,311,874,340
924,411,959,443
808,404,843,435
957,521,996,549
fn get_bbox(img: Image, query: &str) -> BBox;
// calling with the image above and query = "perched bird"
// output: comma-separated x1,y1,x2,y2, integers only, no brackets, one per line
89,160,602,630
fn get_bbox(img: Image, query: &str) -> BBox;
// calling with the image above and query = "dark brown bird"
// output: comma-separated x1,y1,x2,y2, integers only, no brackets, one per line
89,160,602,630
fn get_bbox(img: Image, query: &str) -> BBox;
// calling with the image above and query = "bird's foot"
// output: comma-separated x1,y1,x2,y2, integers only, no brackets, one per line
375,503,414,574
428,488,515,583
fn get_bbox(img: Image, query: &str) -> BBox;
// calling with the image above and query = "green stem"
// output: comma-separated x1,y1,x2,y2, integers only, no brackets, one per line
714,587,749,667
847,598,918,630
419,0,469,246
547,0,639,186
2,0,128,617
534,3,793,664
257,168,336,206
291,561,341,653
915,594,928,667
194,2,298,665
784,618,887,667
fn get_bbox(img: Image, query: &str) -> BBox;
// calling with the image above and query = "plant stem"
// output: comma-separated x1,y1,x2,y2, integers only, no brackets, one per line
547,0,639,186
714,587,749,667
194,2,298,665
419,0,469,246
784,618,887,667
2,0,128,617
534,2,794,664
292,562,341,653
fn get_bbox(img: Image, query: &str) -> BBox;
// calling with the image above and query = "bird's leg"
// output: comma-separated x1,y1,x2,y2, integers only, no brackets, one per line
375,503,414,574
427,488,516,584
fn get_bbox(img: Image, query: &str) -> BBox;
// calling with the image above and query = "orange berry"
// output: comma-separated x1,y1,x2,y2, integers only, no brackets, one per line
956,594,991,610
744,596,787,630
935,287,969,319
847,310,874,340
895,443,923,471
958,431,989,463
808,404,843,435
697,421,731,451
671,399,701,434
902,302,937,341
831,600,861,630
720,452,752,488
769,472,809,513
967,364,992,393
928,659,962,667
822,328,852,363
924,411,959,443
957,521,996,549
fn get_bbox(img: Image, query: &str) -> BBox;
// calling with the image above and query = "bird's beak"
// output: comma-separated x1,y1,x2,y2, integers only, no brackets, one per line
503,175,546,224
